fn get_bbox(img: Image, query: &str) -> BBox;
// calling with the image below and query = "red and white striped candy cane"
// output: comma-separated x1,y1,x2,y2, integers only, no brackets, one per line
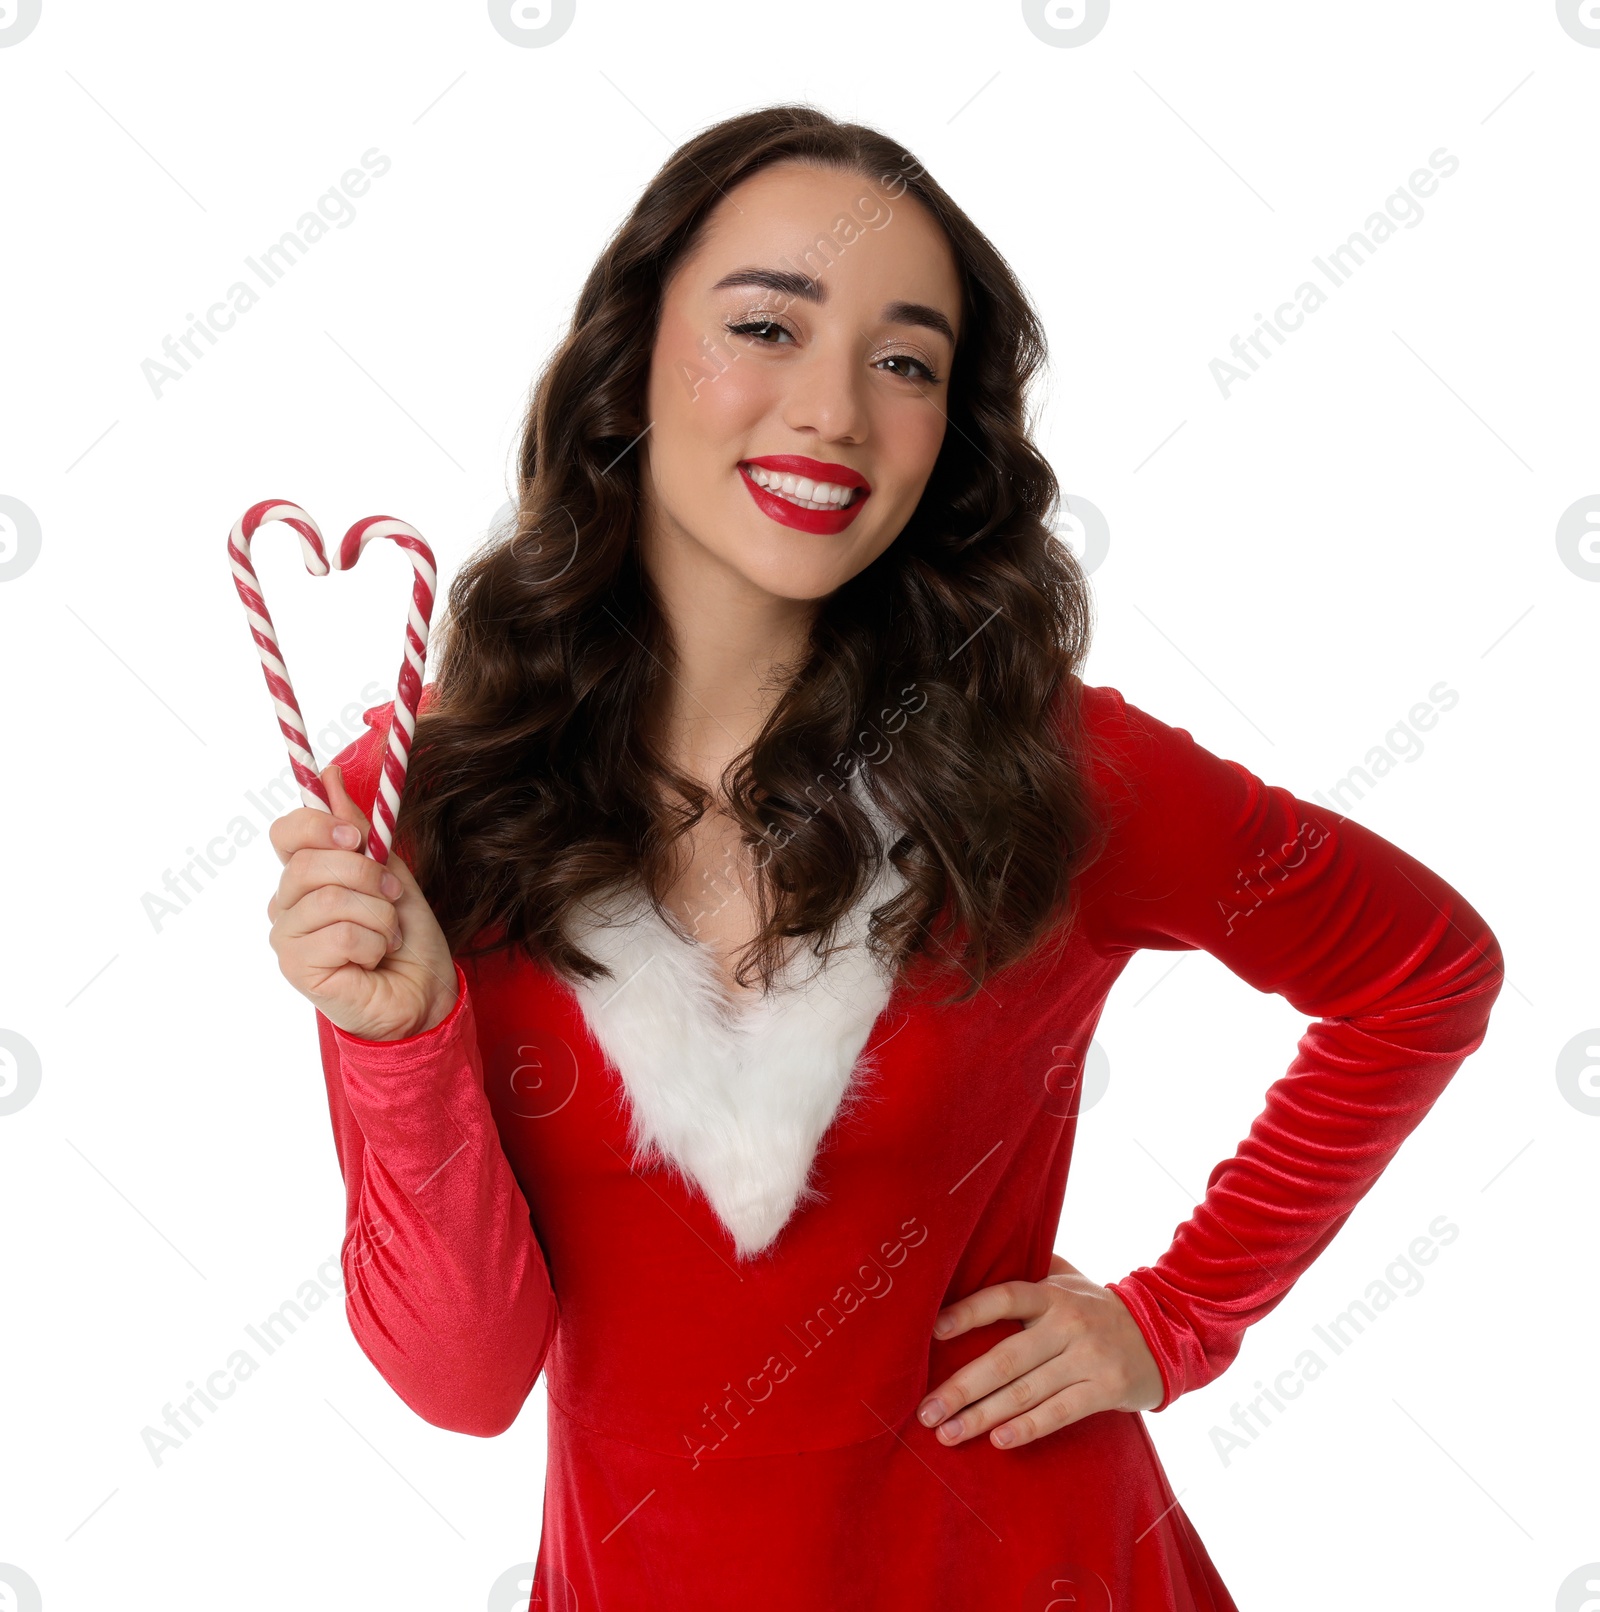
227,498,437,866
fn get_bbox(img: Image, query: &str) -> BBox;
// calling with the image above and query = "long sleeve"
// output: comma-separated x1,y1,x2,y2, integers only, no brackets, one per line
318,968,559,1436
314,696,559,1436
1074,683,1505,1412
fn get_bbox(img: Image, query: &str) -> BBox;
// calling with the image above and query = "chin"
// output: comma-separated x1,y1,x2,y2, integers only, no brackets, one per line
734,567,844,606
721,520,893,604
731,560,852,604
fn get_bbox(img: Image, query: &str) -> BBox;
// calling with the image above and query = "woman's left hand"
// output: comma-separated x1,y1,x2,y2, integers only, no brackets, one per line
917,1255,1165,1449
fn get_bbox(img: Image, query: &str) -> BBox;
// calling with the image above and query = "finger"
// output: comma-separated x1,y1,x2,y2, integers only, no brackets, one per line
266,764,371,866
989,1379,1110,1450
272,882,400,952
918,1314,1063,1432
323,762,375,853
325,763,428,904
268,801,353,866
932,1278,1049,1341
276,845,400,914
278,916,393,980
934,1352,1090,1445
262,870,396,934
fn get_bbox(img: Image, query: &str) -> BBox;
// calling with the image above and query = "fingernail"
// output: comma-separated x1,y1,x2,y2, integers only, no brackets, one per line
389,931,402,951
380,872,402,898
932,1317,952,1337
940,1417,963,1440
333,824,360,848
919,1398,944,1425
993,1427,1015,1447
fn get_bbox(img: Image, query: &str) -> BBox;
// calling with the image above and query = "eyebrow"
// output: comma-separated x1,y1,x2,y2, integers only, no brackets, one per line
709,266,958,348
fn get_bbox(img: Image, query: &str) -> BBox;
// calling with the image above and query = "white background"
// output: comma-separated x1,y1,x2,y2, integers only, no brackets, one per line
1,1,1593,1608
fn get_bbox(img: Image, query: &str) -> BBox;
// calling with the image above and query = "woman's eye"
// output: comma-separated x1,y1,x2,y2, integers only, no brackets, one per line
878,353,940,384
724,320,939,384
726,319,795,345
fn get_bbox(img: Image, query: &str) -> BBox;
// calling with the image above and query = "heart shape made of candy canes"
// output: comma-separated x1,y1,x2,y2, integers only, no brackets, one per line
227,498,437,867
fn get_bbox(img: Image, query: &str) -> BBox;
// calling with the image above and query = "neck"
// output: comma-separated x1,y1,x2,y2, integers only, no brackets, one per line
641,521,818,790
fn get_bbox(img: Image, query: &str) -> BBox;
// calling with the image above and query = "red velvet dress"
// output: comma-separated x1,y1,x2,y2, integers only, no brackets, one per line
314,681,1504,1611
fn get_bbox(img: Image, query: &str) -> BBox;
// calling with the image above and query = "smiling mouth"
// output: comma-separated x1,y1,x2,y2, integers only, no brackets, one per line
738,462,866,512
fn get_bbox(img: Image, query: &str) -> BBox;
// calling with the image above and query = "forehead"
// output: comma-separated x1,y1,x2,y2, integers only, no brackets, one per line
672,160,962,325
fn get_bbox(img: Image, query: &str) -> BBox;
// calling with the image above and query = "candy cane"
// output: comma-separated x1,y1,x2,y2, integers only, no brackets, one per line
227,498,437,866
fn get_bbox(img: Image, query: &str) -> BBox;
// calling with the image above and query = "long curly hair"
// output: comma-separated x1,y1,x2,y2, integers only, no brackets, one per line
394,103,1112,1005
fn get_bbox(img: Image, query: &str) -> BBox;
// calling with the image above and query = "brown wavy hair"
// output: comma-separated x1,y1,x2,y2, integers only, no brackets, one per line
394,103,1112,1005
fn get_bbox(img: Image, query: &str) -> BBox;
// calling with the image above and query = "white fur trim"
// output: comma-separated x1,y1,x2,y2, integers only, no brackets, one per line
565,823,907,1261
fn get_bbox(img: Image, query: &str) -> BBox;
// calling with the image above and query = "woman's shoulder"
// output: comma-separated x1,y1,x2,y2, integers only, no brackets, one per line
1069,677,1252,809
1064,677,1270,942
329,682,441,828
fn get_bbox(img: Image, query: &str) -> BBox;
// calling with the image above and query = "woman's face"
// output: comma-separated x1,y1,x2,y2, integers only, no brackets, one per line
640,160,963,606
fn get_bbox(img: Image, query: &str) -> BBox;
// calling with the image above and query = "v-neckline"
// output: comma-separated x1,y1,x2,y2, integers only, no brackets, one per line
655,905,823,1021
561,831,908,1260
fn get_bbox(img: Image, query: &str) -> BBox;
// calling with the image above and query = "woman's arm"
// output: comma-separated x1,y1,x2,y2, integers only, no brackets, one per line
1075,683,1506,1412
315,704,559,1436
318,966,558,1436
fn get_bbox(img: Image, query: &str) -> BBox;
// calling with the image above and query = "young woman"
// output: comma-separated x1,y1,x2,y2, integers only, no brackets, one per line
265,106,1505,1611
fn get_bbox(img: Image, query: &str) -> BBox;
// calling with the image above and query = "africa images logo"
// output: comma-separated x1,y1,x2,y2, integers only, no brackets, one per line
1209,149,1460,400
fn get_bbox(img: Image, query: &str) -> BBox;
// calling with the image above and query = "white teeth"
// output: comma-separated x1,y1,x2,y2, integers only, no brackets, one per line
744,465,859,511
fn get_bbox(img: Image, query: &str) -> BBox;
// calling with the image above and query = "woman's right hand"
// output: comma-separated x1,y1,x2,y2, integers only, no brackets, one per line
267,762,459,1042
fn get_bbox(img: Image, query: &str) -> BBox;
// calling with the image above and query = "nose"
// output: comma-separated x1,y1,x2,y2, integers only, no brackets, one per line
778,327,869,446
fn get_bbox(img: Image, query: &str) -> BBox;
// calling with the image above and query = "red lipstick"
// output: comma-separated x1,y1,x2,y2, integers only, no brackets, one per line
738,455,872,535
